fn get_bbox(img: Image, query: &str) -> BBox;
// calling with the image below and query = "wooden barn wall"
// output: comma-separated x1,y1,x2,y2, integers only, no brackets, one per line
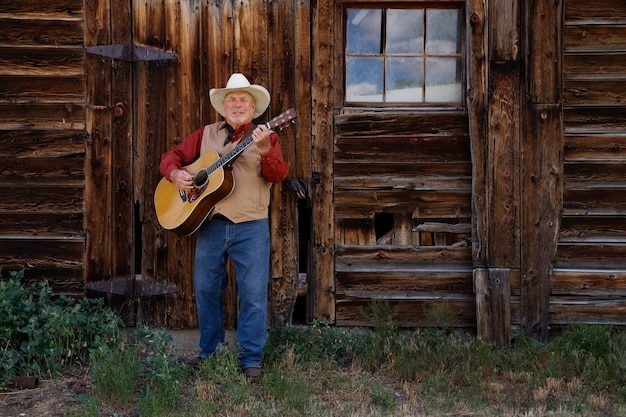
1,0,309,329
0,0,86,293
84,0,310,328
3,0,626,334
556,0,626,324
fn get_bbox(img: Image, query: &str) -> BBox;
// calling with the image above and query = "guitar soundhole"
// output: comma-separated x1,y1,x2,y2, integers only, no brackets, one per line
193,169,209,188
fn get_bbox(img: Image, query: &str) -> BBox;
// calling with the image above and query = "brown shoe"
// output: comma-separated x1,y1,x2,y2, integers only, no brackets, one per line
243,366,261,383
179,355,205,367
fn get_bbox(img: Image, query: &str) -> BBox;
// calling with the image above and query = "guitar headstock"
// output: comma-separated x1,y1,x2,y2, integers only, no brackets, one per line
266,108,297,131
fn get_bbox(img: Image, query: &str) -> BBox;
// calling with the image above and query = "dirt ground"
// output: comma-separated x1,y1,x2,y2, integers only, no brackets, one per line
0,329,228,417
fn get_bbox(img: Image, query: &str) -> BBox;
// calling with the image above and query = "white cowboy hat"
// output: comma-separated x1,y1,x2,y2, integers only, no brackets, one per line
209,73,271,119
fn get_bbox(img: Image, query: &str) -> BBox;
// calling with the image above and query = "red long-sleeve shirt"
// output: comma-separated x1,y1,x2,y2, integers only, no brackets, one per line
159,122,289,184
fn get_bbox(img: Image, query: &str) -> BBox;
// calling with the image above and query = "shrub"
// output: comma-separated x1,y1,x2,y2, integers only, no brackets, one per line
0,269,123,387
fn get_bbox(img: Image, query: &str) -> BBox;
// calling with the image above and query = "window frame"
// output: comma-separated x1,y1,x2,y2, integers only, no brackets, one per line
341,1,466,110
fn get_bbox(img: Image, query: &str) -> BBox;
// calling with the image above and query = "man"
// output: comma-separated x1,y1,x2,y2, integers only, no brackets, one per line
159,73,289,382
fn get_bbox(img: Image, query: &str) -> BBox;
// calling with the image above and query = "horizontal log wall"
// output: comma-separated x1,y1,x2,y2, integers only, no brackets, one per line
557,0,626,324
333,112,474,327
0,0,86,293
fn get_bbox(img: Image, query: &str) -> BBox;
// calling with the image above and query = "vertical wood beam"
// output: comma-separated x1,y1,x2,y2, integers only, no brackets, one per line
520,0,563,341
487,0,520,268
268,0,299,327
84,0,114,283
110,0,133,283
310,0,336,322
475,268,511,346
466,0,488,266
468,0,521,344
155,0,203,328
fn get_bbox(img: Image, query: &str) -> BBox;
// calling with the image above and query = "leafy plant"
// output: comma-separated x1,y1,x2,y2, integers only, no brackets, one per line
0,269,123,386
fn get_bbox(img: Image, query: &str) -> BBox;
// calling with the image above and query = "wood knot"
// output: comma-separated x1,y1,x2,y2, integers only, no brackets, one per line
114,102,125,118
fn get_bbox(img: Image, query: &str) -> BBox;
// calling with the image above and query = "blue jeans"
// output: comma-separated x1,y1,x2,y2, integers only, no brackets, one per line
193,217,270,368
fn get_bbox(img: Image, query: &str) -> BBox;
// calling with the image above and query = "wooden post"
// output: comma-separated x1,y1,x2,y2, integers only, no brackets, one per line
475,268,511,346
469,0,519,344
520,0,563,341
310,0,336,322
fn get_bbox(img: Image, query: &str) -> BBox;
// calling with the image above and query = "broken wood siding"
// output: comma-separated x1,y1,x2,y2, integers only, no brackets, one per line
555,0,626,324
333,110,474,326
0,0,86,293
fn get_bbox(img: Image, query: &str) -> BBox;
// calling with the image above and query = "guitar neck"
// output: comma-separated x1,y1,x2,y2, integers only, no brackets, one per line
207,122,269,174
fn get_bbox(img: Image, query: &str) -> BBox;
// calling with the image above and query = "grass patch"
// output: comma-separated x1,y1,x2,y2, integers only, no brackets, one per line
2,276,625,416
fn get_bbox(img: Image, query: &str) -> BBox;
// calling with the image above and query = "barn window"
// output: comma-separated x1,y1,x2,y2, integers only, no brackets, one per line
345,5,464,106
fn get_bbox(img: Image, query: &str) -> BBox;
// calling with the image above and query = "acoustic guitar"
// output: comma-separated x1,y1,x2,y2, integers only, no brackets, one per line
154,108,297,236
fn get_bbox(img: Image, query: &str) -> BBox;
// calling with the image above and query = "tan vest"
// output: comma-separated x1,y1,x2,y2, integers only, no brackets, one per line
200,122,273,223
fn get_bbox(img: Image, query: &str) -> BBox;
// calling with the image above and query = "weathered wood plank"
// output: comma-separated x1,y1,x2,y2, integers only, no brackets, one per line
560,216,626,243
335,112,469,137
487,69,520,267
0,213,83,237
336,269,473,295
293,0,312,179
336,297,476,327
0,130,84,158
205,0,234,123
564,53,626,78
0,103,85,130
0,46,83,76
475,268,511,346
564,79,626,106
335,160,470,179
84,0,112,283
0,75,84,104
0,185,83,213
564,161,626,186
311,0,337,322
563,188,626,215
520,102,562,340
525,0,560,104
267,0,299,327
334,135,470,162
548,298,626,325
564,25,626,52
335,245,472,267
234,0,268,87
552,269,626,296
157,0,203,329
0,16,83,46
564,134,626,160
563,106,626,133
557,243,626,268
334,173,471,191
0,157,83,184
565,0,626,24
334,189,471,219
466,0,488,266
489,0,518,63
133,0,172,327
0,238,84,269
0,1,83,15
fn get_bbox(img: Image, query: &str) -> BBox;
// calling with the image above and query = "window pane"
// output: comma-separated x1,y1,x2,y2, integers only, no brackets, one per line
347,9,382,54
426,9,462,55
346,57,383,102
386,9,424,55
386,57,423,102
425,57,462,102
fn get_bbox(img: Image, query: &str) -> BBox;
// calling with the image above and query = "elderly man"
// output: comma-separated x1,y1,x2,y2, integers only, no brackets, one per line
159,73,289,382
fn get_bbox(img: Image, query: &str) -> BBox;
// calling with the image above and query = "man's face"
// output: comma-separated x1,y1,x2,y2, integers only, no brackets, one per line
223,91,256,128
